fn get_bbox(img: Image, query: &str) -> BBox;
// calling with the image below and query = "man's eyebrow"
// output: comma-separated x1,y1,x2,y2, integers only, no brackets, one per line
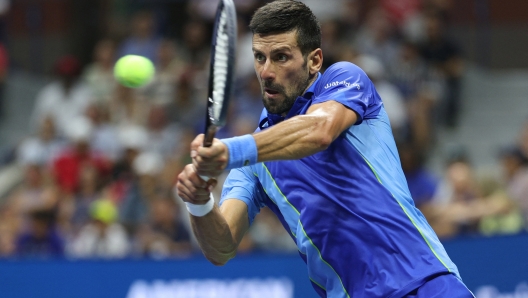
270,46,292,55
252,46,293,54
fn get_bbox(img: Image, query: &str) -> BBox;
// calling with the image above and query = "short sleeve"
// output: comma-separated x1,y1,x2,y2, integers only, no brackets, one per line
220,166,267,225
314,62,381,124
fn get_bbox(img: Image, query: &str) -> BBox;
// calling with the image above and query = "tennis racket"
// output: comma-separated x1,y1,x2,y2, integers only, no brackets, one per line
200,0,237,180
204,0,237,147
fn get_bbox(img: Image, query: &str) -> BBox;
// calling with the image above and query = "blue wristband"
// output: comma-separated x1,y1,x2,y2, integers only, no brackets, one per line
221,134,258,170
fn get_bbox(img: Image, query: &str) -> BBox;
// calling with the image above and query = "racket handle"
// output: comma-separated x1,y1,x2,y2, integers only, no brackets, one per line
200,125,217,182
203,125,218,147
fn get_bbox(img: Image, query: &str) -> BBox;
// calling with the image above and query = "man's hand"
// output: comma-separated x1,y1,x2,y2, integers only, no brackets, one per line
191,134,229,178
176,164,217,205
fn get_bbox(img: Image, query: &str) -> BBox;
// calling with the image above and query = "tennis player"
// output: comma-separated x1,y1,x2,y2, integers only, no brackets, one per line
176,1,474,297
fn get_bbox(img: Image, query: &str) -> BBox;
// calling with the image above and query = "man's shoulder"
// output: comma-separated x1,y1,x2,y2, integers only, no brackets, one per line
315,61,370,94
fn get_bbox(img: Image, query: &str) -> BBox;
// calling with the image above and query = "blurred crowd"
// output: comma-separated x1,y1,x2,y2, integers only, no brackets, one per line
0,0,526,260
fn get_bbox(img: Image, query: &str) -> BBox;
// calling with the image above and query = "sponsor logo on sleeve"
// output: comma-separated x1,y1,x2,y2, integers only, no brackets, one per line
324,80,360,90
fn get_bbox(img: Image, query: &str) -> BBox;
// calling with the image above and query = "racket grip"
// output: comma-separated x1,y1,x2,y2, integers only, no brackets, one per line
200,125,217,182
203,125,218,147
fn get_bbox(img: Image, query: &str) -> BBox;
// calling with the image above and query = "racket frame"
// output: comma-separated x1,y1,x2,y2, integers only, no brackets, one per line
204,0,237,147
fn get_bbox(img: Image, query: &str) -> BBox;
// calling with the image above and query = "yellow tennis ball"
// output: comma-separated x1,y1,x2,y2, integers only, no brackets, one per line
89,199,117,224
114,55,155,88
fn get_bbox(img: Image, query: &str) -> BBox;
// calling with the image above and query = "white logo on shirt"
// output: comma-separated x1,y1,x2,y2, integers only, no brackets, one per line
324,80,360,90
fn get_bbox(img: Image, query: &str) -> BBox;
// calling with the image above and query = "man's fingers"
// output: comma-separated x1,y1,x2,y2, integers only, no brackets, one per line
184,164,208,188
177,176,211,203
197,145,223,159
175,178,194,201
190,134,205,152
205,178,218,192
192,157,224,177
176,184,193,202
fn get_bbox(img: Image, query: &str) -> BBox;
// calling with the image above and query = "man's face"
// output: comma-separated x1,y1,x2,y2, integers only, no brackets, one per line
253,31,312,115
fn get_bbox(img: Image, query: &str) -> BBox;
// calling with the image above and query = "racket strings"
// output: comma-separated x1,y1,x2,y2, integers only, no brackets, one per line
212,6,231,119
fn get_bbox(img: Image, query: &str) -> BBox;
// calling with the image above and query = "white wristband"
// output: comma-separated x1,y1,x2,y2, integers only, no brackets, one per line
185,193,215,217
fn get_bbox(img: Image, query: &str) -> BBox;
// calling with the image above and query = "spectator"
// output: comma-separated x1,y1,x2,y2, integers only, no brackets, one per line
517,118,528,158
109,84,150,128
353,7,399,68
380,0,421,30
302,0,347,22
236,17,256,81
419,10,464,127
233,76,265,122
165,71,205,131
476,177,524,237
82,39,118,104
66,166,104,235
0,40,7,117
141,39,185,106
354,54,408,140
117,10,162,63
30,55,94,136
17,116,67,167
52,117,111,196
0,206,17,257
68,199,130,259
9,139,59,233
15,209,64,258
214,77,263,140
180,19,209,68
388,40,444,149
388,40,442,103
336,0,363,42
187,0,258,22
398,142,438,209
86,103,121,162
0,0,8,116
108,125,149,206
145,105,182,159
120,151,164,235
425,159,515,239
320,19,345,71
134,194,192,259
166,18,211,130
498,146,528,225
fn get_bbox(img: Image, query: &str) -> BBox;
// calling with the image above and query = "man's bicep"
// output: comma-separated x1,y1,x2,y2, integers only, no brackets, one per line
306,100,358,139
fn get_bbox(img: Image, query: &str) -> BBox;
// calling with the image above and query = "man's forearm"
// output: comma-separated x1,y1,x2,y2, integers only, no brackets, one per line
253,101,358,163
190,205,238,266
255,113,333,162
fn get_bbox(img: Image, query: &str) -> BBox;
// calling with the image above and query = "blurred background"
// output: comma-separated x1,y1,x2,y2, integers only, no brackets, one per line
0,0,527,297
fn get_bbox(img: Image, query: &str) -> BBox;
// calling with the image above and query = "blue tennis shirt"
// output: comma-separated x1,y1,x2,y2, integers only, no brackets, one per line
220,62,461,298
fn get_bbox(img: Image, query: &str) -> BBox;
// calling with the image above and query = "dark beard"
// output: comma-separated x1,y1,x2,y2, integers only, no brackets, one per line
262,63,311,115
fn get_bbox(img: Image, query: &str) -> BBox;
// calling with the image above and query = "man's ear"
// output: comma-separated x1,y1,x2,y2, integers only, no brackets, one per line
307,48,323,75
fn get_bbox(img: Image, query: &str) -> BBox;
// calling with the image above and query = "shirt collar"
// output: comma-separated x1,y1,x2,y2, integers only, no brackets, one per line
260,73,321,128
303,72,321,99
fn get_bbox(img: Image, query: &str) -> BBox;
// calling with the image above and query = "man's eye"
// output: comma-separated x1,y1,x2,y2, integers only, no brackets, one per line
255,54,265,62
277,54,287,62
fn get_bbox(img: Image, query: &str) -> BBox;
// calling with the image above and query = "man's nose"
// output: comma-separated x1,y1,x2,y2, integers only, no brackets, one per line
259,60,275,81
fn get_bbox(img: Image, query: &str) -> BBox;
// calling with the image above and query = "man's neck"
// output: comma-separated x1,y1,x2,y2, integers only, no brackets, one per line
302,73,318,95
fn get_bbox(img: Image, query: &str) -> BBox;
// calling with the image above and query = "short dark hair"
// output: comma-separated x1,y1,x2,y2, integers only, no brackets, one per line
249,0,321,56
